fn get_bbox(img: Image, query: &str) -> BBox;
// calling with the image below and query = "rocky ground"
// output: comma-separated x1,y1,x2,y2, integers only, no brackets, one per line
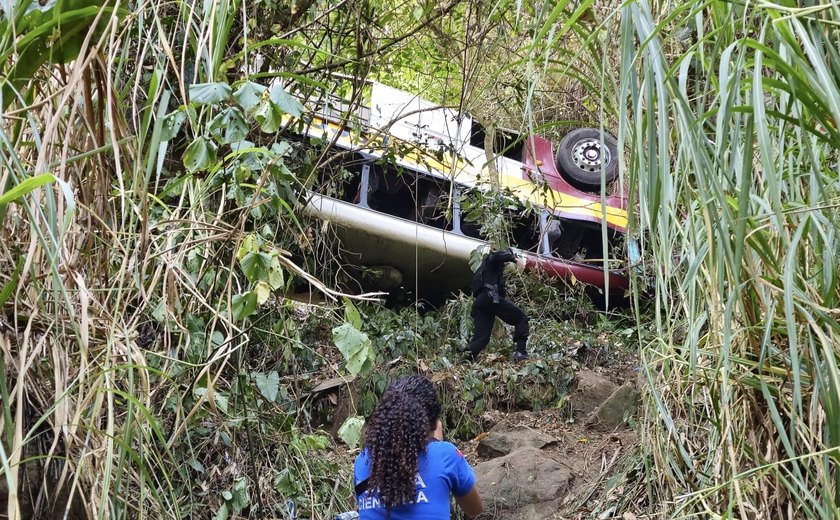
460,367,643,519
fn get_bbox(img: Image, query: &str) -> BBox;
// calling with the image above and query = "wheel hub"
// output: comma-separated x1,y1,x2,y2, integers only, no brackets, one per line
572,138,612,173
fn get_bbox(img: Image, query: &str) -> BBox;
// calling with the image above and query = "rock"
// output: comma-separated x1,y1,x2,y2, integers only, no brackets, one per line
474,447,572,512
586,383,641,431
572,370,617,417
477,425,558,458
480,410,505,431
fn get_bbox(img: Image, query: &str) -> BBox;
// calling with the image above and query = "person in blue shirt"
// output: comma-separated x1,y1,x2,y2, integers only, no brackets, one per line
353,376,483,519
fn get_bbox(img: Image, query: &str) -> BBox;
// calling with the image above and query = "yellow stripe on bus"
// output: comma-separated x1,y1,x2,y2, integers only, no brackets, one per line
496,175,628,229
288,115,629,229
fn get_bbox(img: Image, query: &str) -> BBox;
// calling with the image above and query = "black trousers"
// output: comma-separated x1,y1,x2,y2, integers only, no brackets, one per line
468,293,529,355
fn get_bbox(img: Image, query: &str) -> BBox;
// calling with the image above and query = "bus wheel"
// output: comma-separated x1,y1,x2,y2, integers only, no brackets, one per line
555,128,619,192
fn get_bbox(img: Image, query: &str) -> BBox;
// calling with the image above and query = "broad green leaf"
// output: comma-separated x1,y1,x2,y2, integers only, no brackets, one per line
194,387,228,414
300,433,329,451
253,98,283,133
212,503,228,520
232,291,258,320
275,468,298,495
234,81,267,111
332,323,374,376
343,298,362,329
254,281,272,305
183,136,217,173
214,392,229,414
231,478,249,513
271,141,293,156
211,331,225,347
160,110,187,141
253,371,280,402
209,107,248,144
237,234,260,260
230,140,256,153
189,82,232,105
271,160,296,183
269,85,304,118
239,251,272,283
338,416,365,449
267,255,284,290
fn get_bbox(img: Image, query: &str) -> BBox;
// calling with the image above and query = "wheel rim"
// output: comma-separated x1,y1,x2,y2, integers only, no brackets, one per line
571,138,611,173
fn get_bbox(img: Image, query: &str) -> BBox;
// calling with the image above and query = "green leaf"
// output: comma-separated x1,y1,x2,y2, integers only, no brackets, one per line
189,82,232,105
214,392,229,414
332,323,374,376
343,298,362,329
269,85,304,118
230,140,256,153
187,458,205,473
338,416,365,449
234,81,267,111
301,433,329,451
232,291,258,320
275,468,298,495
183,136,217,173
212,502,228,520
0,173,56,205
194,387,229,414
0,256,24,309
253,97,283,133
267,255,284,290
239,251,273,283
231,478,249,513
211,331,225,347
209,107,248,144
254,281,272,305
237,234,260,260
271,141,293,156
160,110,187,142
253,371,280,402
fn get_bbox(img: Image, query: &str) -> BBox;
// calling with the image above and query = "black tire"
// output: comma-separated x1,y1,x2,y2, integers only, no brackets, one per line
555,128,619,192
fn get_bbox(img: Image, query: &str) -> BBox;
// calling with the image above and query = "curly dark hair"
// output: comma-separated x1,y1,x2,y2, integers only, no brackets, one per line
363,376,440,512
390,375,441,429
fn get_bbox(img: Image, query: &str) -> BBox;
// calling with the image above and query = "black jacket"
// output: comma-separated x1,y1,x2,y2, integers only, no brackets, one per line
471,250,516,299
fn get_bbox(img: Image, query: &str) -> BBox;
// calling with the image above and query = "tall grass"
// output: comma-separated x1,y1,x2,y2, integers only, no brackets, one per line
0,0,363,518
496,0,838,515
611,0,840,516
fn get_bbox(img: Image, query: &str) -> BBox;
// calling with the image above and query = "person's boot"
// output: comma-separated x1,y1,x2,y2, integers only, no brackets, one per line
512,339,528,361
512,350,529,361
460,345,481,363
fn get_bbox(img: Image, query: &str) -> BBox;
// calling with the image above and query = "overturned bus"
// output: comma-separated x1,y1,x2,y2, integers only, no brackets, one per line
296,81,635,303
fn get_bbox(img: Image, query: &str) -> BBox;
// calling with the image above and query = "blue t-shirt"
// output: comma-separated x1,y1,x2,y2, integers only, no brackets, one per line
354,440,476,520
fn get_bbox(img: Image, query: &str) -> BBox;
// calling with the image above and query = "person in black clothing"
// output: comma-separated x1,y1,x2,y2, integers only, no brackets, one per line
465,247,529,361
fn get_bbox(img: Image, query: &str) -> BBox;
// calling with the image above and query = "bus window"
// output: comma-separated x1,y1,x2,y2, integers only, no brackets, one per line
468,120,524,161
509,209,540,252
495,129,524,161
